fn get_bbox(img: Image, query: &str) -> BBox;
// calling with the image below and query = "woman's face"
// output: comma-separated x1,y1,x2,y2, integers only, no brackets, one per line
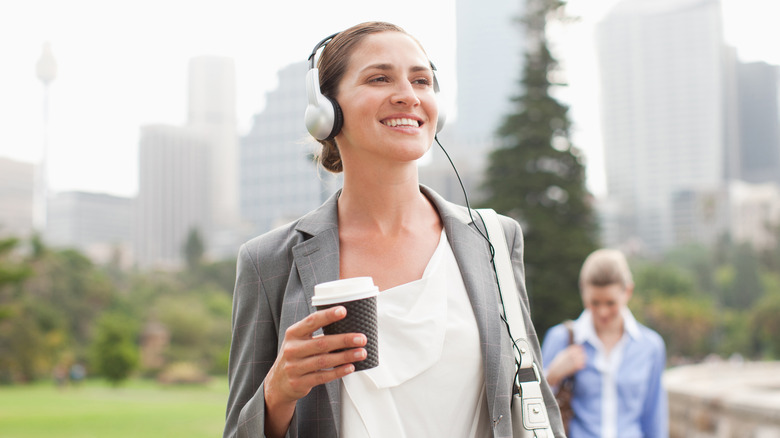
581,283,631,331
334,31,439,168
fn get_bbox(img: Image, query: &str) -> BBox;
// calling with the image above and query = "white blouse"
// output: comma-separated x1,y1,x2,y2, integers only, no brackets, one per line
340,229,491,438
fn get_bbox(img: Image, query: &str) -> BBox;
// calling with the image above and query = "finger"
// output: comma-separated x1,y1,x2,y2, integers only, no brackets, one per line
292,363,357,391
287,348,367,376
286,306,347,339
284,332,367,361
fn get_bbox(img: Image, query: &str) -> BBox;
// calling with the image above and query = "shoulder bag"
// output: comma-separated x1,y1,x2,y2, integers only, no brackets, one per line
555,321,575,435
478,208,555,438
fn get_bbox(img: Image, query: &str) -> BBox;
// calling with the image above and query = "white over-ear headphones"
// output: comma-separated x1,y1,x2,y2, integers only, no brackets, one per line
304,32,446,141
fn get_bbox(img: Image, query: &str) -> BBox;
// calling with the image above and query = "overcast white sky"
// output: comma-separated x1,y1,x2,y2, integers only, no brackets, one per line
1,0,777,198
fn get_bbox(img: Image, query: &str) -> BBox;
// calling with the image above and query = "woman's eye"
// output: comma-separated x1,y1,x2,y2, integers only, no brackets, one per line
413,78,432,86
369,76,389,83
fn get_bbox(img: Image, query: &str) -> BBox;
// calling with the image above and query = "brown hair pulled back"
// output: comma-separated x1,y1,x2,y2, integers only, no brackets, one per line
314,22,415,173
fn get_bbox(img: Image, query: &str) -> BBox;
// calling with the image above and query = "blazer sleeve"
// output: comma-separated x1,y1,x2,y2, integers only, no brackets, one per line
502,215,567,438
223,242,288,438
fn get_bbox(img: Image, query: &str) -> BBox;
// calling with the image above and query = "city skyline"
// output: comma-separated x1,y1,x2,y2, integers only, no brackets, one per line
1,0,778,199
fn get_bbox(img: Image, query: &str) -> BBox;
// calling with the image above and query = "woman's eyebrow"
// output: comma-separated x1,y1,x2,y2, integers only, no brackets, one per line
360,63,432,74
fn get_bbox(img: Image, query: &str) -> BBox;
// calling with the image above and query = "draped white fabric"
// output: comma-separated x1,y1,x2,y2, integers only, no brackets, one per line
341,230,491,438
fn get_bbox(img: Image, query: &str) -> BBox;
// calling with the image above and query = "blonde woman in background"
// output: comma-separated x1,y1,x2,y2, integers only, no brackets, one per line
542,249,668,438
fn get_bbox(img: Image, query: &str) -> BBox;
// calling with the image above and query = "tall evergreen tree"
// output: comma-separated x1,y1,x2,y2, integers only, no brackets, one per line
183,227,205,271
480,0,598,334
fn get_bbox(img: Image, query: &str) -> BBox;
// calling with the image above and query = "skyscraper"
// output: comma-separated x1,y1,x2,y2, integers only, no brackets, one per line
136,57,244,268
454,0,525,145
240,62,341,236
187,56,243,257
736,61,780,185
420,0,526,204
136,125,211,269
595,0,733,253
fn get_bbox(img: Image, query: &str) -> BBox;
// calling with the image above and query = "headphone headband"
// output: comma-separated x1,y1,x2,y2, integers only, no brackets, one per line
308,32,339,70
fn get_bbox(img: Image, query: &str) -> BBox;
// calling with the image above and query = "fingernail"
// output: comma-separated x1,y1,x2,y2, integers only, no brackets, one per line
353,335,365,345
334,307,346,317
353,349,366,359
346,364,355,373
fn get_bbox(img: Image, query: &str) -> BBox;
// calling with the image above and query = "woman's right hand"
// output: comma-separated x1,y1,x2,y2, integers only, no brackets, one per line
546,344,587,388
263,306,367,438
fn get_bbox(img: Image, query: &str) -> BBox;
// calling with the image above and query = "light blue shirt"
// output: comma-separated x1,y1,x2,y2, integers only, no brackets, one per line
541,309,668,438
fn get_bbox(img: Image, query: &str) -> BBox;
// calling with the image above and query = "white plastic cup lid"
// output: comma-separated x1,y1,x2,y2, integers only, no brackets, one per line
312,277,379,307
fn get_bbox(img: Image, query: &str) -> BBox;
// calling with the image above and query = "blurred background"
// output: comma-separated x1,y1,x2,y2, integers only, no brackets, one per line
1,0,779,436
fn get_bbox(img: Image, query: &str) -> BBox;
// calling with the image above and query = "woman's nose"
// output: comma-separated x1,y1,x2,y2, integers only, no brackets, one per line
392,81,420,106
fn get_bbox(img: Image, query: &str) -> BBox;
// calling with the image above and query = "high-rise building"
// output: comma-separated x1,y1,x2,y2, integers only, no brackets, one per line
187,56,243,258
453,0,525,145
736,61,780,185
136,57,245,268
136,125,211,269
240,61,341,236
595,0,733,253
0,157,34,239
420,0,526,205
47,191,134,265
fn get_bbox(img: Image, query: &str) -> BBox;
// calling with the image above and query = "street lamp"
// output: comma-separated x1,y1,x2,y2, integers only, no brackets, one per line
35,42,57,233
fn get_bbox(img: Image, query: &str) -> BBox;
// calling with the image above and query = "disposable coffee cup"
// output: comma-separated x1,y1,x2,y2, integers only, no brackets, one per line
312,277,379,371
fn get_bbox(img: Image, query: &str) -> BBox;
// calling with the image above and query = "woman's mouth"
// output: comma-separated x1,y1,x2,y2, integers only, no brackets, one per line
382,117,421,128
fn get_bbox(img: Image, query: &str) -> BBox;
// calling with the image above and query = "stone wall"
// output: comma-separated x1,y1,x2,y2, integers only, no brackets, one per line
664,361,780,438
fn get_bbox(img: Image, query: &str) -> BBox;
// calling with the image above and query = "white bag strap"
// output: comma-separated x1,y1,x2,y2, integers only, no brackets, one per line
477,208,554,437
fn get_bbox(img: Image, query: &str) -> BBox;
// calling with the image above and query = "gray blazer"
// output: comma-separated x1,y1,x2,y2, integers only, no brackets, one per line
223,186,565,438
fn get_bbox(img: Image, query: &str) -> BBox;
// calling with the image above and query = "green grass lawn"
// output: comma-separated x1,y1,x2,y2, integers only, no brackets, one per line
0,378,228,438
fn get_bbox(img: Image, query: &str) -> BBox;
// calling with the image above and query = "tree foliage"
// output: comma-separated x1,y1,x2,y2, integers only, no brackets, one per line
480,0,598,334
630,241,780,362
1,239,111,383
750,288,780,358
90,313,139,386
0,237,35,381
0,233,235,384
632,295,717,361
0,237,32,290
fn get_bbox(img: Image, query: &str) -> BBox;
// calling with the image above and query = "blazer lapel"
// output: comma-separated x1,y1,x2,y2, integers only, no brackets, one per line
291,191,343,437
291,190,342,315
422,187,510,428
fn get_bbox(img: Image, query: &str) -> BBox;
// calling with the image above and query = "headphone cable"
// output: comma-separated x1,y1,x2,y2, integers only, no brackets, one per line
434,134,527,392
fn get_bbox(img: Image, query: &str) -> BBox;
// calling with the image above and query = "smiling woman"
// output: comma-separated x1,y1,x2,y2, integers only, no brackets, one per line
222,21,565,438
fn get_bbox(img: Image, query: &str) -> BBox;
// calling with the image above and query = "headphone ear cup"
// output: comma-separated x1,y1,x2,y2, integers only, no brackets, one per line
436,106,446,134
305,67,339,141
432,69,445,134
329,98,343,140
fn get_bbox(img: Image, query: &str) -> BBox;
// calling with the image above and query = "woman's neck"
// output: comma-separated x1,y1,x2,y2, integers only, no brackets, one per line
339,184,429,232
338,162,429,233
